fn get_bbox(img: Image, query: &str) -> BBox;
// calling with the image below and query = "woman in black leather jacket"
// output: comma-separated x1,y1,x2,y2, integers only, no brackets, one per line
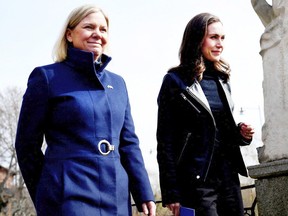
156,13,254,216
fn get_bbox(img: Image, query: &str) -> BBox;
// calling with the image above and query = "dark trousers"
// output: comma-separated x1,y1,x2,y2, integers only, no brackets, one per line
180,159,244,216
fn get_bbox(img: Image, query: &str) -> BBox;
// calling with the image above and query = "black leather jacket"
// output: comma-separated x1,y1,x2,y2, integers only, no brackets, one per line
156,71,251,205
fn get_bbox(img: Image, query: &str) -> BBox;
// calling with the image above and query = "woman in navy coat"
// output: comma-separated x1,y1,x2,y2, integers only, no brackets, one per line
15,4,155,216
156,13,254,216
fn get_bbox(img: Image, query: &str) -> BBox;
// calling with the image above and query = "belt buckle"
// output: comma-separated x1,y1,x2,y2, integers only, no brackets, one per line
98,139,115,156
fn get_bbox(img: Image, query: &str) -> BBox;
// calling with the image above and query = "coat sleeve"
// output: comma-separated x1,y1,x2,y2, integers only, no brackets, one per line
156,74,182,206
15,67,49,204
118,82,155,211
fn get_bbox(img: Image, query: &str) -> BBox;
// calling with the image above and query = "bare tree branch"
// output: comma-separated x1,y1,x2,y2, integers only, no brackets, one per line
0,87,36,215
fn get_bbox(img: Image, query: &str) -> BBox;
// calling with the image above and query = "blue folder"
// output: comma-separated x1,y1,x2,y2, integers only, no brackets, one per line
180,206,195,216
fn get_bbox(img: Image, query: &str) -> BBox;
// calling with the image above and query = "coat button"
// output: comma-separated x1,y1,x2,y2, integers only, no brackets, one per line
196,175,200,179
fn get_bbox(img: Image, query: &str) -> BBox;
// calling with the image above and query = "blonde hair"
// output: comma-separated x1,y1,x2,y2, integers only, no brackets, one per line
52,4,109,62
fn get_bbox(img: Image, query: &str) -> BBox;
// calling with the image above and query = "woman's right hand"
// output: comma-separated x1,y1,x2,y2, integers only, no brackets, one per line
166,202,180,216
239,122,254,140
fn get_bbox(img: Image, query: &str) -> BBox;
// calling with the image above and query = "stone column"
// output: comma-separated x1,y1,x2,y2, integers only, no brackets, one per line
249,0,288,215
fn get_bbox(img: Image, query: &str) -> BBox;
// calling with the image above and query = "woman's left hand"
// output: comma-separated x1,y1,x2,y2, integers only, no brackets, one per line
142,201,156,216
239,122,255,140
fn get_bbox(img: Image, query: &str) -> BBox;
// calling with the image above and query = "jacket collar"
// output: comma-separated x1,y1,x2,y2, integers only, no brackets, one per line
65,47,112,76
188,78,234,113
188,80,211,111
218,79,234,112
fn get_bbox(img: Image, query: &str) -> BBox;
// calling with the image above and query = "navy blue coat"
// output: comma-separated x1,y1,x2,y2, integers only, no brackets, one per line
15,48,154,216
156,71,251,206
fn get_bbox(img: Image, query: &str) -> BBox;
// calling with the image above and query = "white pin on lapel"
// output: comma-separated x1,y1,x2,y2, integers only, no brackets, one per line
107,85,113,89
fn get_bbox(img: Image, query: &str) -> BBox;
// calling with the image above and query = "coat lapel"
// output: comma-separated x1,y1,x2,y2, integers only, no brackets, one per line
187,78,234,114
187,80,211,111
218,79,234,112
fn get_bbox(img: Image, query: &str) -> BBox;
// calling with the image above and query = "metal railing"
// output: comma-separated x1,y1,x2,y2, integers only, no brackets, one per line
242,184,257,216
132,184,257,215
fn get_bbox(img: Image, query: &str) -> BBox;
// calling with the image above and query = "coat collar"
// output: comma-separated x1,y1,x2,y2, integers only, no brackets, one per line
188,80,211,111
63,48,112,89
188,78,234,113
65,47,112,76
218,79,234,112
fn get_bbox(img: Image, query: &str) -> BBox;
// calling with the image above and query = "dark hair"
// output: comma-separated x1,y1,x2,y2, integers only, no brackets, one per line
169,13,230,82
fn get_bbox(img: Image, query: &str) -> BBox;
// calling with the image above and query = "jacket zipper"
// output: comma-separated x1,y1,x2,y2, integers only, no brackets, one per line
177,132,192,165
180,93,201,113
185,86,216,181
185,87,215,122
